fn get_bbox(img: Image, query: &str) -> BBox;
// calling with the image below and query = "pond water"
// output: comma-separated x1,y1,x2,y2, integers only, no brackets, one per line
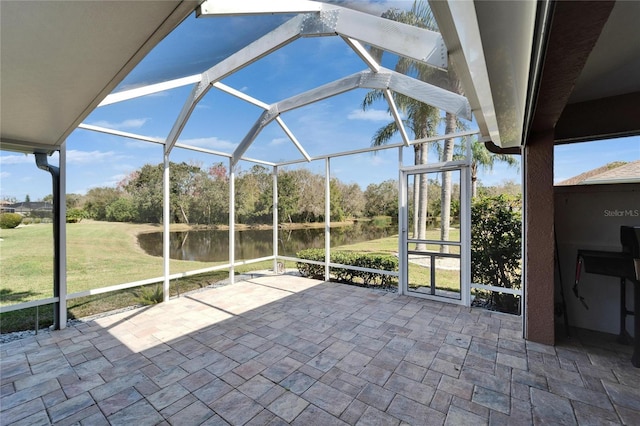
137,221,397,262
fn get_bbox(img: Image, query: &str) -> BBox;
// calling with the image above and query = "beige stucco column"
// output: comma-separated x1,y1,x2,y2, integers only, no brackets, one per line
523,130,555,345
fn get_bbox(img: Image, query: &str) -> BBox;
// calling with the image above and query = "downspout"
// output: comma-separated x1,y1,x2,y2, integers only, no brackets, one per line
484,140,521,155
35,150,66,329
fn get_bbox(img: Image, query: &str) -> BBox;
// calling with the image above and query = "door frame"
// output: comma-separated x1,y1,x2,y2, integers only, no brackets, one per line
398,160,471,306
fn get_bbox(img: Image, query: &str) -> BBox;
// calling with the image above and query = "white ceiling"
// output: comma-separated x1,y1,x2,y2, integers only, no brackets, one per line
568,1,640,104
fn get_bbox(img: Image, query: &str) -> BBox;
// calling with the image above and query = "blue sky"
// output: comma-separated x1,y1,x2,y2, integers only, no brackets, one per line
1,4,639,202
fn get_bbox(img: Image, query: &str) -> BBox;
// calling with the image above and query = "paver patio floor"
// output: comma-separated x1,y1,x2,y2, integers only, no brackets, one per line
1,275,639,425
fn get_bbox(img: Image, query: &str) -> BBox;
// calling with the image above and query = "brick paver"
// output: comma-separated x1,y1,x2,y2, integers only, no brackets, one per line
2,274,639,425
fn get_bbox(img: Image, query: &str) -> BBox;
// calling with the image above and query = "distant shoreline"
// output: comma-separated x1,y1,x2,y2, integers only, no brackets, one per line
128,218,367,234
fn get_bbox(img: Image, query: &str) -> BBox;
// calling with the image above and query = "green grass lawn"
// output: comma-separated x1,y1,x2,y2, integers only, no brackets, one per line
0,221,224,304
337,228,460,254
333,228,461,292
0,221,461,332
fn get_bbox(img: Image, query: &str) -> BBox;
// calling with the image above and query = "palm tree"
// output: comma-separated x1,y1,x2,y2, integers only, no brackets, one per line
362,92,440,246
456,138,519,198
363,1,459,250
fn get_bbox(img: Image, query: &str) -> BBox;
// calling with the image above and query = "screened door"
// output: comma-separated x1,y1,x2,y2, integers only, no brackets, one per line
399,165,470,305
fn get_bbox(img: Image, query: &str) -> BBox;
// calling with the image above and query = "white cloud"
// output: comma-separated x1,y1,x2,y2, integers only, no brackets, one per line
89,118,149,130
0,154,32,165
347,108,392,122
0,171,10,178
66,150,126,165
178,137,238,151
269,138,289,146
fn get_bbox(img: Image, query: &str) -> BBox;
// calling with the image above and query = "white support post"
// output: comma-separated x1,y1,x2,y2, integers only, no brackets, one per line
461,137,472,307
273,166,279,274
58,141,67,328
398,147,405,296
163,147,171,302
229,158,235,284
520,144,527,337
325,158,331,281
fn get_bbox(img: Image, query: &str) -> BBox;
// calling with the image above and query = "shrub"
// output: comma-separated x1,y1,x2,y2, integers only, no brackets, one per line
0,213,23,229
295,248,325,279
135,285,163,305
296,249,398,288
106,198,137,222
471,194,522,313
66,208,87,223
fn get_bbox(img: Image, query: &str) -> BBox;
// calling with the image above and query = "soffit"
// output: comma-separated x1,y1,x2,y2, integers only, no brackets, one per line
435,0,640,149
0,0,200,154
528,0,640,145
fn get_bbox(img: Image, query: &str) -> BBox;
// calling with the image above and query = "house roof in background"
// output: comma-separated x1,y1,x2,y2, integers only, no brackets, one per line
557,160,640,186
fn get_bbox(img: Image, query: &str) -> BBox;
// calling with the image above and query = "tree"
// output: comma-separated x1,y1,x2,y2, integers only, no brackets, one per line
106,197,137,222
198,162,229,225
121,165,163,223
121,161,205,224
363,180,398,218
478,180,522,198
291,169,324,223
25,194,31,203
329,178,345,221
66,193,83,210
236,165,272,224
170,161,203,224
362,1,446,250
277,171,299,224
339,182,365,219
373,2,466,253
83,187,122,220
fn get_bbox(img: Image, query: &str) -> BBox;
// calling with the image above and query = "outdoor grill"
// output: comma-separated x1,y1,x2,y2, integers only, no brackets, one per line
574,226,640,367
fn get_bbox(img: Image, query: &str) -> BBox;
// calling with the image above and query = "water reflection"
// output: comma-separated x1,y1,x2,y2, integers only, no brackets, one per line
137,222,396,262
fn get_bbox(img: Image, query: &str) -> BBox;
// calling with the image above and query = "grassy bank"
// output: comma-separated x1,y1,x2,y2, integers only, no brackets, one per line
0,221,222,304
1,220,459,333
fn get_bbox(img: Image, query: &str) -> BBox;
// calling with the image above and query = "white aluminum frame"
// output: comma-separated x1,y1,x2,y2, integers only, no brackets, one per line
5,1,491,321
398,137,473,306
231,68,470,165
198,0,447,69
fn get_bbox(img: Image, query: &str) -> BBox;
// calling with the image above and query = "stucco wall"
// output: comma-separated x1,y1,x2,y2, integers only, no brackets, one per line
554,183,639,337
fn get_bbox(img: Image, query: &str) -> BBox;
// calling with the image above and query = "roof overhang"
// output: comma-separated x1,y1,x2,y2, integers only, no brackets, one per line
432,0,640,150
3,0,637,157
430,0,538,149
0,0,201,154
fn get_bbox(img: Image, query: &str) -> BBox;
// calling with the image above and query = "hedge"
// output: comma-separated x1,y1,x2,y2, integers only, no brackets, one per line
296,248,398,288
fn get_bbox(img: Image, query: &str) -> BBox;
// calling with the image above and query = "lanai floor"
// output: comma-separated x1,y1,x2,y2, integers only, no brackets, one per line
1,275,639,425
